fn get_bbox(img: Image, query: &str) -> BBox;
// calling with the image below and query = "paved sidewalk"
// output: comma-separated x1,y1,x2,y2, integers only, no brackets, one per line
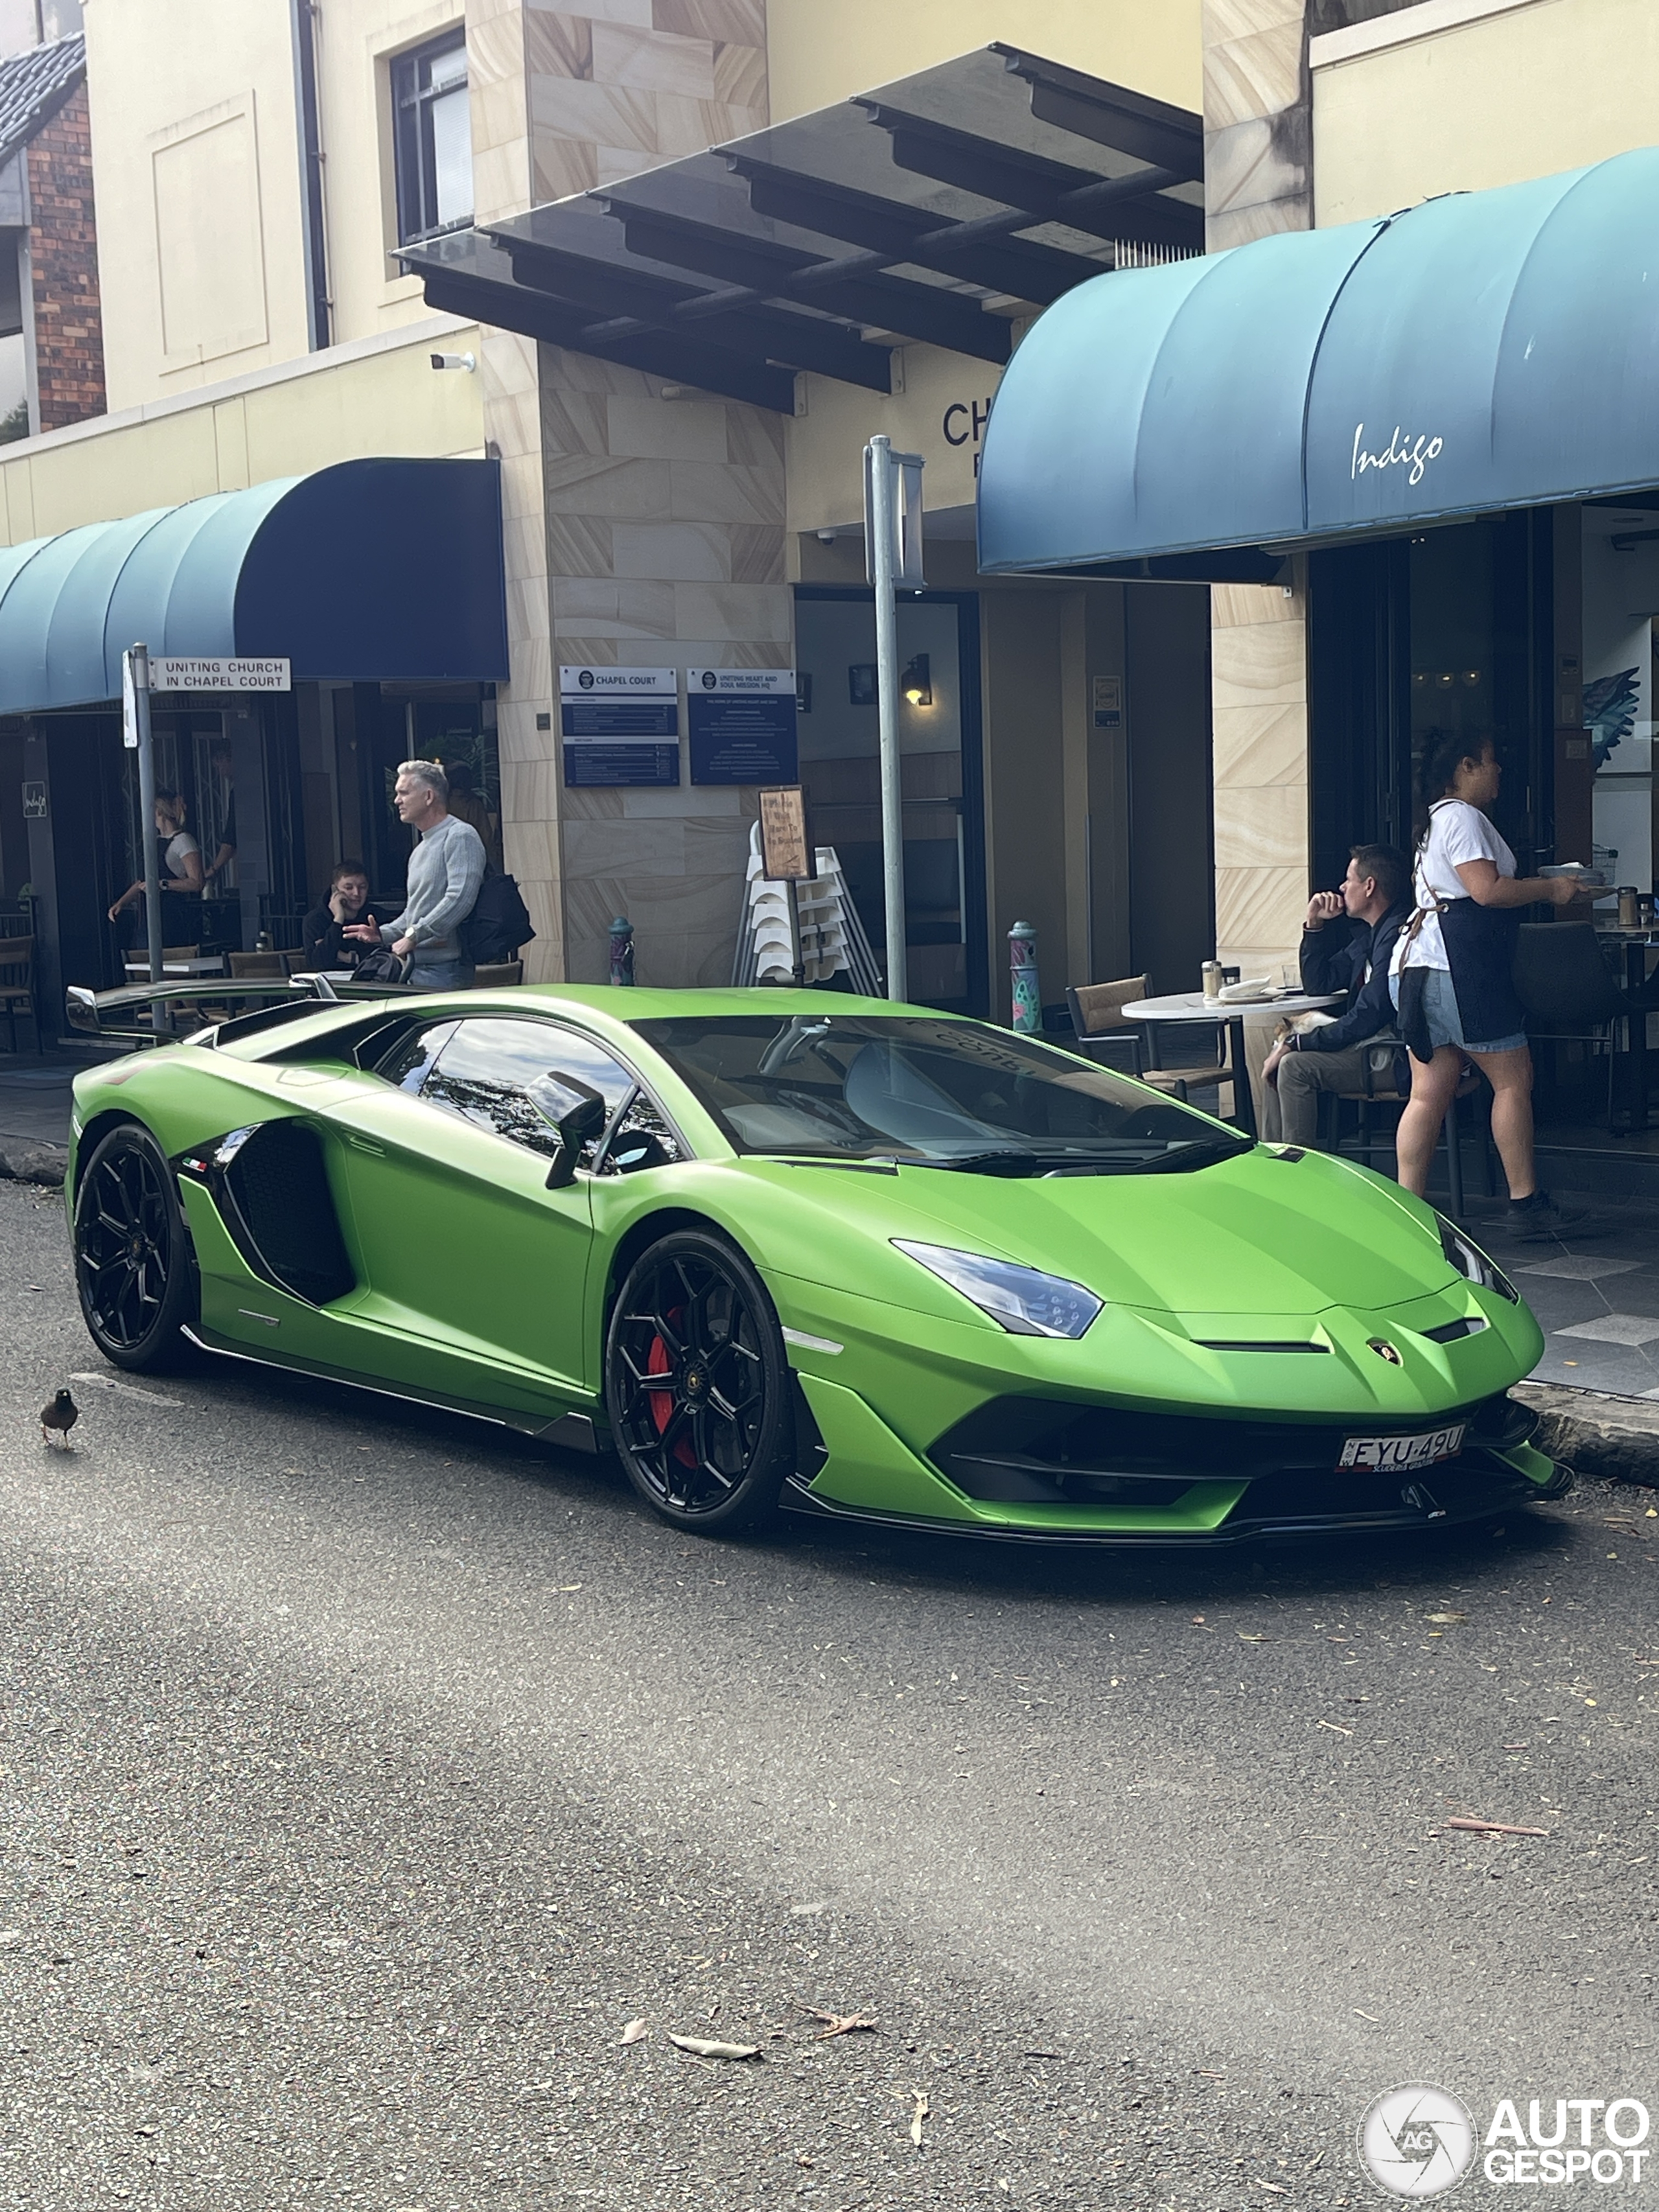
1454,1190,1659,1399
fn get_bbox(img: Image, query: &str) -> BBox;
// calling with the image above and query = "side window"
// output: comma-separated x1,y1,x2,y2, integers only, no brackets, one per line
391,30,472,246
376,1019,459,1093
420,1019,634,1167
598,1089,686,1175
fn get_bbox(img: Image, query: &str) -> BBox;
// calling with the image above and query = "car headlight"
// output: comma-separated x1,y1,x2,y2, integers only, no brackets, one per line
1436,1213,1518,1303
893,1240,1104,1338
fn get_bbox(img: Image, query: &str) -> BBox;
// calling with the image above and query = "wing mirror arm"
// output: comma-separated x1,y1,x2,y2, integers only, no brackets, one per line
541,1084,609,1189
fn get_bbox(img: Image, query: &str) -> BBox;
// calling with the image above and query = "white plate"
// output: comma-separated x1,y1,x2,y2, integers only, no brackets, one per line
1338,1424,1465,1473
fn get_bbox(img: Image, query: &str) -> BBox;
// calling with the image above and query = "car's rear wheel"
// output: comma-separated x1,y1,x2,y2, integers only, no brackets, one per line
605,1229,793,1534
73,1123,198,1372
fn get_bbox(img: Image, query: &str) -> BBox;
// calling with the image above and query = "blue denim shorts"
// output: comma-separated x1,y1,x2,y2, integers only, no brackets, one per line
1418,964,1527,1055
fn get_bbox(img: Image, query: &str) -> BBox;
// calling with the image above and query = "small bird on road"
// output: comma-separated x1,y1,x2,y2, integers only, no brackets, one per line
39,1389,78,1450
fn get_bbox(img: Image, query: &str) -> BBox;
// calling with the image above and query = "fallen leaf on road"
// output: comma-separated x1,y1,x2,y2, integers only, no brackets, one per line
803,2005,879,2040
1446,1817,1548,1837
667,2034,760,2061
911,2092,929,2147
1352,2008,1380,2022
620,2019,648,2045
1427,1611,1467,1624
1259,2180,1288,2195
555,1583,582,1593
1238,1633,1270,1643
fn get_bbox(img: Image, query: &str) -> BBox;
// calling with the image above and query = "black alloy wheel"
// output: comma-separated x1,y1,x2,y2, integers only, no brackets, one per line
73,1123,198,1372
605,1229,795,1533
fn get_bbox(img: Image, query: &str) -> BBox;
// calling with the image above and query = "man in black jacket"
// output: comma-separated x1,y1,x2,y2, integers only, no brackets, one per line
1260,843,1410,1147
301,861,378,974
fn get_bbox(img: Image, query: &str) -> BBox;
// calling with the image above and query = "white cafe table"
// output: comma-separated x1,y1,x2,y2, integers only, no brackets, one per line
1120,991,1343,1140
122,955,226,978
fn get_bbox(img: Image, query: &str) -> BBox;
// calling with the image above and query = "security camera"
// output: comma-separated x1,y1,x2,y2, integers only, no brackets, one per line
430,350,476,372
816,530,837,544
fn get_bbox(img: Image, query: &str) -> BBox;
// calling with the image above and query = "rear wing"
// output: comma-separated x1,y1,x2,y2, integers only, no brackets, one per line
65,973,416,1043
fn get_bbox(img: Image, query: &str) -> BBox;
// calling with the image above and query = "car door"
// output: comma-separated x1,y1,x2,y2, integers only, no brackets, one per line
327,1014,636,1400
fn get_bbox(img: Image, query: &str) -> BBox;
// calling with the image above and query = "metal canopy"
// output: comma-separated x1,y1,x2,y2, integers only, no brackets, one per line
979,145,1659,582
401,44,1201,412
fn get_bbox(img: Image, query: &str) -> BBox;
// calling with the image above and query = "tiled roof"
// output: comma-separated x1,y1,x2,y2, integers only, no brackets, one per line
0,32,84,174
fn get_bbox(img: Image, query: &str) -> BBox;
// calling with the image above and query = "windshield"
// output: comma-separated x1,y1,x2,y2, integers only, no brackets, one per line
631,1013,1251,1174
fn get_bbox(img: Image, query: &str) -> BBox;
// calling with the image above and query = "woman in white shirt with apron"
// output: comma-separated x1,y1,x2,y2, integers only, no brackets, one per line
1391,732,1591,1240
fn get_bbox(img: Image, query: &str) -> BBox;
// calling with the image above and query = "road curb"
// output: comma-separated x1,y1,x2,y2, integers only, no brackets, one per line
0,1140,67,1187
1514,1380,1659,1489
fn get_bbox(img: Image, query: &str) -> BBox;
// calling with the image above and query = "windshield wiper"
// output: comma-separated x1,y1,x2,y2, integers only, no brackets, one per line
1121,1137,1253,1174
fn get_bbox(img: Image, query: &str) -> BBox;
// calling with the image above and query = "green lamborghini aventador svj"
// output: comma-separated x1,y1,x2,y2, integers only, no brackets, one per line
65,984,1566,1543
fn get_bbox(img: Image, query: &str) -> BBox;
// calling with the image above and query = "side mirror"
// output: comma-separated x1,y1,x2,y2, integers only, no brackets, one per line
528,1071,608,1189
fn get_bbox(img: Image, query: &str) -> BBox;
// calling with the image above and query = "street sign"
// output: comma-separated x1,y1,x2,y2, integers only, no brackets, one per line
152,657,291,692
758,786,813,882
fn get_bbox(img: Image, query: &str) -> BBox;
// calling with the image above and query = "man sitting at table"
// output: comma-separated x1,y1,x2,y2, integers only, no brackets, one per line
1260,843,1410,1147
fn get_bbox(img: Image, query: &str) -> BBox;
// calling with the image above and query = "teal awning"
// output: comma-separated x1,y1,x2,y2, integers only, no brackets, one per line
978,146,1659,578
0,456,509,711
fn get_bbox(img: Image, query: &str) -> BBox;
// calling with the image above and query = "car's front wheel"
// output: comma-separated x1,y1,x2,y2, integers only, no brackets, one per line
605,1229,794,1534
73,1123,199,1372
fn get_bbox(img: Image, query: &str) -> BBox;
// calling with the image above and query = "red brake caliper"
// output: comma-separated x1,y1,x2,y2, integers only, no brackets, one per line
645,1307,697,1467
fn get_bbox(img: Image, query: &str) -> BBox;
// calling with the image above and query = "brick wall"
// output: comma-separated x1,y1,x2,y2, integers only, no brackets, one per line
27,80,104,432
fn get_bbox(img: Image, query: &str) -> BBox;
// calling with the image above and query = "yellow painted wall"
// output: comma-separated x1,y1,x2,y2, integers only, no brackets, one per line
82,0,466,411
0,325,483,546
1314,0,1659,226
764,0,1202,120
316,0,469,345
84,0,312,408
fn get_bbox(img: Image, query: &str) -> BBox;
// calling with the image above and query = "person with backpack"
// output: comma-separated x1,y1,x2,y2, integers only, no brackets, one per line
345,759,483,990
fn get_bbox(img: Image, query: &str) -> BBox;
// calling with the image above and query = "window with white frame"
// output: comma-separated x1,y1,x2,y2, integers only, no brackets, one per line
391,29,472,246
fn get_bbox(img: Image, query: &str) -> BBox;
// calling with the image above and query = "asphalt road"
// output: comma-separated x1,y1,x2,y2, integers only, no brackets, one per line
1,1179,1654,2212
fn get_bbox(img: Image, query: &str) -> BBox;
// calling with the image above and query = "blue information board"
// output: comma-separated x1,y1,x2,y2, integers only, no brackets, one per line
686,669,798,786
560,666,679,787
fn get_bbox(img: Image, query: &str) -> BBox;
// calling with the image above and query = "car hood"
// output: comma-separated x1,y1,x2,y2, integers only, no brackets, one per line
747,1147,1450,1318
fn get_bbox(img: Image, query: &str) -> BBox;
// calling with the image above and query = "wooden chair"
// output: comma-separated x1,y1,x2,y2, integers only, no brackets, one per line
1067,976,1238,1113
228,951,288,980
472,959,524,988
0,935,40,1053
160,944,200,962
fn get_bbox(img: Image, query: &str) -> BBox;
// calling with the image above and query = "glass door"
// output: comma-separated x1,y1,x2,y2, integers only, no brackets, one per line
793,588,986,1015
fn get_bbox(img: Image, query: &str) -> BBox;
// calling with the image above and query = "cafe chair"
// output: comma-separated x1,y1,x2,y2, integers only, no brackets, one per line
472,960,524,988
0,935,40,1053
228,950,288,980
160,945,200,962
1066,977,1238,1114
1514,921,1643,1129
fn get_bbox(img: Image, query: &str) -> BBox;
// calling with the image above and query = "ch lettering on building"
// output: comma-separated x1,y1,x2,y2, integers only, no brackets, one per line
942,399,997,477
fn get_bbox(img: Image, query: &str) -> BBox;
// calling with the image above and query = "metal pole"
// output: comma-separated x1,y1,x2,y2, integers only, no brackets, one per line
868,434,907,1002
128,644,167,1029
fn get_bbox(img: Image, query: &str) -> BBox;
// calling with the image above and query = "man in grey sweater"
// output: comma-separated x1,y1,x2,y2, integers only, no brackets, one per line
346,759,485,990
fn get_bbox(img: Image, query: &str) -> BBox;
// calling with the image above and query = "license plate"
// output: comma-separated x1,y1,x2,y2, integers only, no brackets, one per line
1338,1425,1465,1473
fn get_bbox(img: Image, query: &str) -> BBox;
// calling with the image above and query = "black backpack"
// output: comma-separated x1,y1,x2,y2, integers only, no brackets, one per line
465,869,537,965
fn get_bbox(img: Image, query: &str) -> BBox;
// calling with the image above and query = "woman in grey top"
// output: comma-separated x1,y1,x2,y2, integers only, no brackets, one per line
347,759,485,990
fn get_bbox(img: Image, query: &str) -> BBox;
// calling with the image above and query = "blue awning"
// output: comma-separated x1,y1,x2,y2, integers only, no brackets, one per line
0,456,510,711
977,146,1659,578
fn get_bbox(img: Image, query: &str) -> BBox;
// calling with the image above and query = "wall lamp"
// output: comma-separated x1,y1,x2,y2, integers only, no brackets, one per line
901,653,932,706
